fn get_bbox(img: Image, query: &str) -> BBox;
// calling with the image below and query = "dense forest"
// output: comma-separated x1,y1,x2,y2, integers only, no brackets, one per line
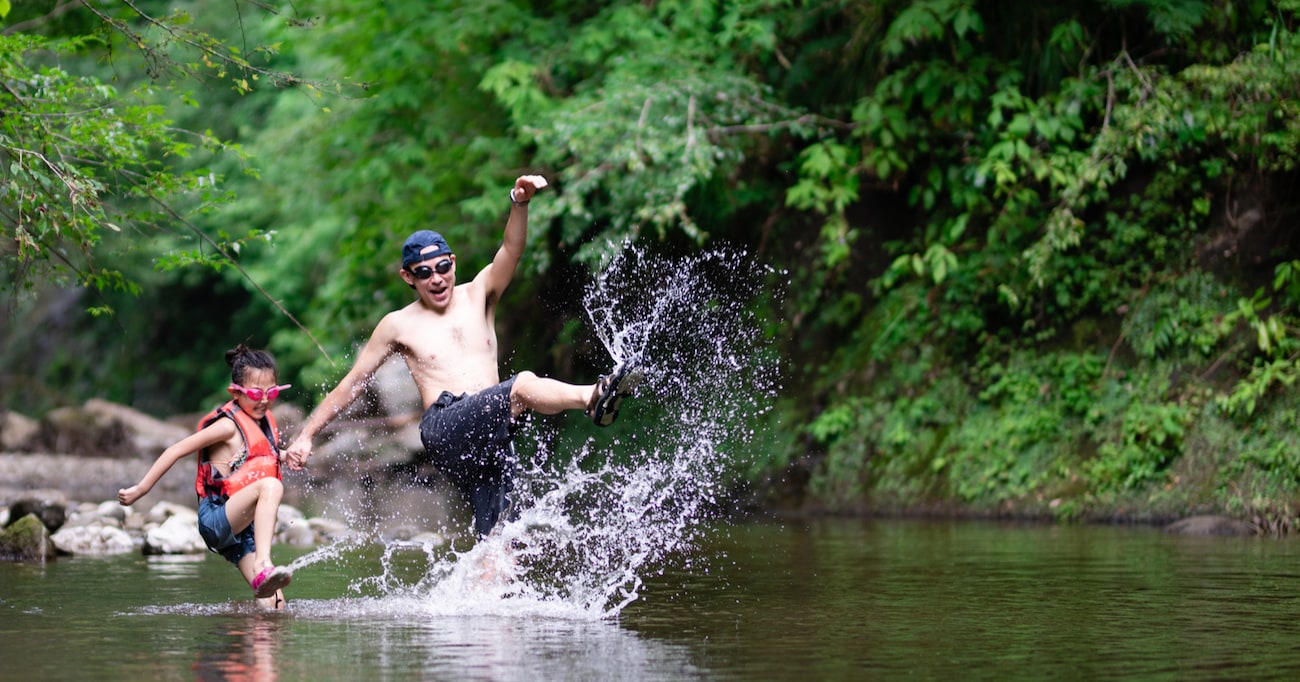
3,0,1300,527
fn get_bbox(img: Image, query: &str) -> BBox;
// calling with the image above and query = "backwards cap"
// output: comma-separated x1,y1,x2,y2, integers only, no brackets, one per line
401,230,452,268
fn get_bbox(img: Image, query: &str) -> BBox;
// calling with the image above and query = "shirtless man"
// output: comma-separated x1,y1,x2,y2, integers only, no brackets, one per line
284,175,638,538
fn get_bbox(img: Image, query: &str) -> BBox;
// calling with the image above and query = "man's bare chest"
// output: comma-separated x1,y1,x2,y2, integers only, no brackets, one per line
396,308,497,364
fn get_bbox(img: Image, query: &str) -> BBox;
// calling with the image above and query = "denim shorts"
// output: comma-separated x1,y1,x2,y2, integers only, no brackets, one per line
197,495,257,564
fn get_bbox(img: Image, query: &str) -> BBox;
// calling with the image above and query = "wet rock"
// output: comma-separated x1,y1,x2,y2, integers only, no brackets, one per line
144,500,198,524
1164,515,1257,536
123,510,149,532
14,493,354,557
275,505,311,545
36,399,189,458
93,500,128,524
51,524,136,555
382,524,424,542
307,517,355,543
8,489,68,532
144,514,206,555
0,453,187,507
38,404,131,457
62,507,116,530
276,504,305,528
82,399,192,455
0,513,54,562
279,518,316,546
1,410,40,451
409,531,445,545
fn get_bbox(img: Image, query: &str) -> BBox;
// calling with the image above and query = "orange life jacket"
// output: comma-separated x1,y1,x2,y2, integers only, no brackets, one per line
194,400,281,499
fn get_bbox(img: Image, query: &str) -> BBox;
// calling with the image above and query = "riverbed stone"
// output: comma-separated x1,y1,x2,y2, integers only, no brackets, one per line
144,514,206,554
307,517,355,543
279,519,316,546
94,500,128,523
277,504,305,528
36,398,190,459
1163,515,1258,536
8,489,68,532
62,507,116,530
0,513,54,562
0,453,188,507
145,500,198,524
51,523,136,555
1,410,40,451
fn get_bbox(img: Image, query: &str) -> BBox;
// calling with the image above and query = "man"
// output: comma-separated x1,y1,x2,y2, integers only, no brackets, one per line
284,175,639,539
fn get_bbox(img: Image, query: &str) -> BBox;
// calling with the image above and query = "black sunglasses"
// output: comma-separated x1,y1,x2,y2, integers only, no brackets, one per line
407,259,453,280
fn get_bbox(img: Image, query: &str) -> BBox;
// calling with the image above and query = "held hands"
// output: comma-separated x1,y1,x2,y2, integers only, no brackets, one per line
284,437,312,472
510,175,548,205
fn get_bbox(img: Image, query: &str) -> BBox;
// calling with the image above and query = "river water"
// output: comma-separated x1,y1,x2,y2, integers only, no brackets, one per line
2,517,1298,681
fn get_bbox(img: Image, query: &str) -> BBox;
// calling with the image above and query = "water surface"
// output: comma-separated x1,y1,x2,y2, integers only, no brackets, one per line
3,518,1298,681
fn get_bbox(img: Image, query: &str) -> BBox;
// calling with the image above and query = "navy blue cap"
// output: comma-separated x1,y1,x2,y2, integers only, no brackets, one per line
402,230,452,268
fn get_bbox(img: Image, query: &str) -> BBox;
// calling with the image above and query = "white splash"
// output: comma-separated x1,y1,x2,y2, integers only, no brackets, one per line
322,245,781,619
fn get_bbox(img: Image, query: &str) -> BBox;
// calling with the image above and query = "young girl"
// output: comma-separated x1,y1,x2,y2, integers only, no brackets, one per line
119,345,293,608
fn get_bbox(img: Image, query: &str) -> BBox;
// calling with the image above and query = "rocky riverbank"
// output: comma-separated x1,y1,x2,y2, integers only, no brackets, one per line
0,488,356,561
0,366,462,562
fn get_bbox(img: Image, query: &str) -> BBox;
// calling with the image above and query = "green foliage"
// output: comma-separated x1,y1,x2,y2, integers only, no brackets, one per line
1088,396,1193,491
1233,433,1300,484
942,407,1068,504
1215,260,1300,417
1218,357,1300,417
804,342,972,508
1219,400,1300,497
940,351,1102,503
501,0,819,264
0,32,229,299
788,1,1300,519
1121,272,1237,361
788,142,861,269
8,0,1300,530
1100,0,1209,40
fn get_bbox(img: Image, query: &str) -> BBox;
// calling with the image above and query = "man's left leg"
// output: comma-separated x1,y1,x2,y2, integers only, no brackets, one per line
509,370,594,417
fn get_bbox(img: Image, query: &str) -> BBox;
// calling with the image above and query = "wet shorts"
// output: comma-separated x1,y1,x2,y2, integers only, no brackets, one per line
419,375,522,537
198,495,257,565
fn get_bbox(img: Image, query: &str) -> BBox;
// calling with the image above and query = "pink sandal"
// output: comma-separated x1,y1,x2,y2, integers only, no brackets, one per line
251,565,293,598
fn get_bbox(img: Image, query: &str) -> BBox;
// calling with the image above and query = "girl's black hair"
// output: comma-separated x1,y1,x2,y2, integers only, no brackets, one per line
225,344,278,385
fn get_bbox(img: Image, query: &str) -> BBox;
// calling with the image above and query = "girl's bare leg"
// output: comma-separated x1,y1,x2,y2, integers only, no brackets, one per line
237,553,286,609
225,477,284,570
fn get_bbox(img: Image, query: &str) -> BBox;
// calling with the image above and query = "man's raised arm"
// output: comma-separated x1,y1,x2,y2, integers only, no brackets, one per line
478,175,548,297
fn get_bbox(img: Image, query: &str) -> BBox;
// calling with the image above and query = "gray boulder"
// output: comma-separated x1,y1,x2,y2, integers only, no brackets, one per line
144,514,206,555
0,410,40,452
8,489,68,532
1164,515,1258,536
144,500,198,524
52,524,136,555
37,398,189,458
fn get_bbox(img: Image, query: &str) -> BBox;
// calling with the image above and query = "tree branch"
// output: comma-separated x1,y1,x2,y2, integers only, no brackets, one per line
146,192,336,366
2,1,82,36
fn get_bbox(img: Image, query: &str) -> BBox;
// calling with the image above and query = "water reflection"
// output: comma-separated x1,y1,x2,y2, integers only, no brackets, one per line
275,600,707,681
196,616,281,682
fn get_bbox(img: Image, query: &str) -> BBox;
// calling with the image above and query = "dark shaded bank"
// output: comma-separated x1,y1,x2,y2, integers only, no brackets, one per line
734,454,1282,539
